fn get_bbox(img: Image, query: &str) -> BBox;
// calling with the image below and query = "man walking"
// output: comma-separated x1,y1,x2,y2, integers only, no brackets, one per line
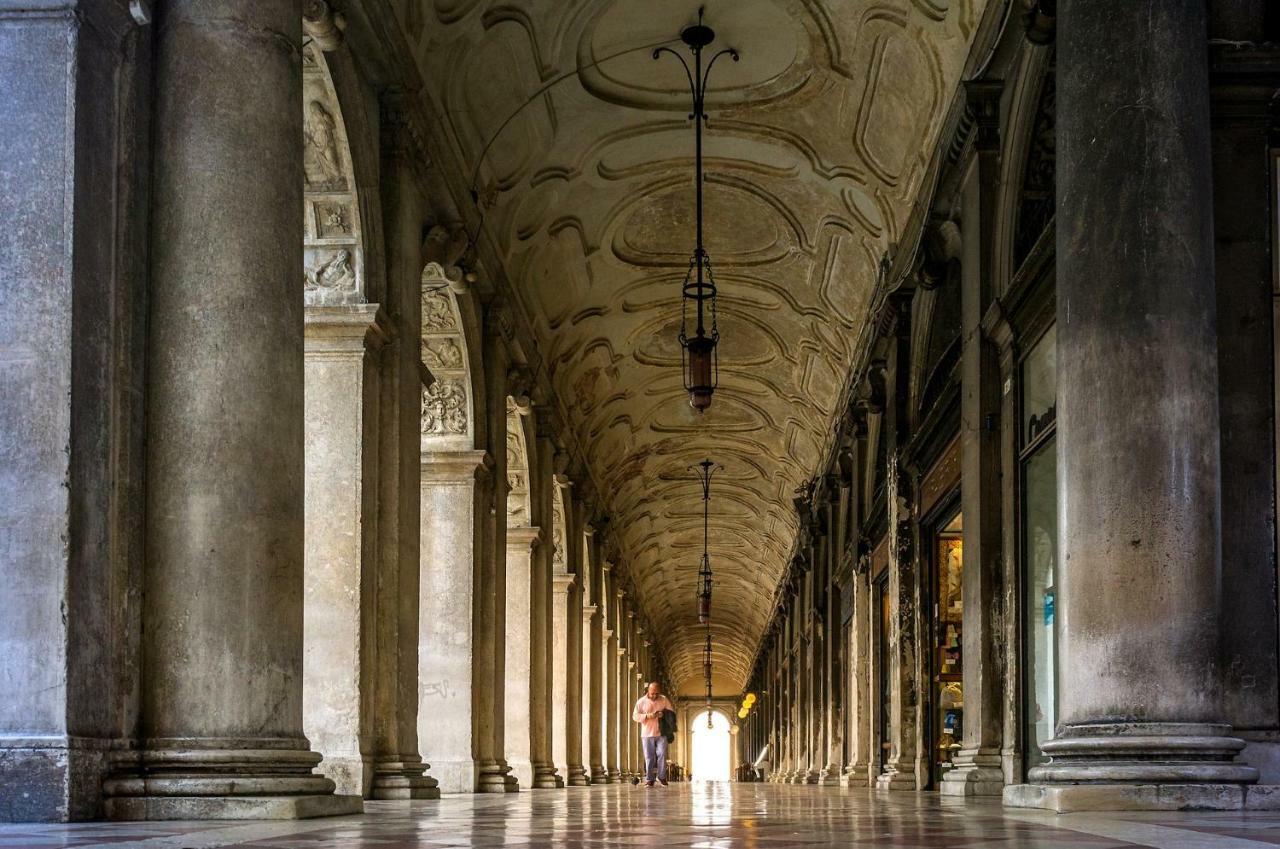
633,681,675,787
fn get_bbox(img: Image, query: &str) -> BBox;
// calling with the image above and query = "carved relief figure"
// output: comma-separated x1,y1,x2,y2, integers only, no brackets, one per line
304,100,345,190
422,379,468,435
422,291,458,331
305,249,356,291
314,201,352,239
423,337,464,370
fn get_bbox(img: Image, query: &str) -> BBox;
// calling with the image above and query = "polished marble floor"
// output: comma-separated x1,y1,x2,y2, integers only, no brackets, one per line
7,783,1280,848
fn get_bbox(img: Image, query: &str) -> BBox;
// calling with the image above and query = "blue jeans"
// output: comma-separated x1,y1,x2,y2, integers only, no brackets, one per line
642,734,668,783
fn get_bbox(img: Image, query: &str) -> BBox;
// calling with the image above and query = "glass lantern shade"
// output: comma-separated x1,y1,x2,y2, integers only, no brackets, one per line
684,333,717,412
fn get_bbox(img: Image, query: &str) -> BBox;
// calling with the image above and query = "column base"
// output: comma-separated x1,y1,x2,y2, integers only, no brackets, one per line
590,765,609,783
607,768,622,782
369,757,440,800
566,765,590,786
841,763,871,787
1028,722,1259,785
940,748,1004,797
105,794,362,820
818,764,842,785
102,740,361,820
790,769,818,784
1003,783,1280,813
476,760,519,793
532,762,562,789
875,768,918,791
1005,723,1263,812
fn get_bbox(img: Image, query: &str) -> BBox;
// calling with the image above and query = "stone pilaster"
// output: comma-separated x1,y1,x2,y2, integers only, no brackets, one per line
105,0,359,819
504,525,540,789
552,572,576,782
941,81,1005,799
419,451,490,793
0,0,146,822
302,305,389,798
1209,38,1280,783
1006,0,1258,812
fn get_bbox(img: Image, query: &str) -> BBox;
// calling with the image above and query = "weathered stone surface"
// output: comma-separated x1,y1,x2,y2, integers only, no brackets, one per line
419,451,489,794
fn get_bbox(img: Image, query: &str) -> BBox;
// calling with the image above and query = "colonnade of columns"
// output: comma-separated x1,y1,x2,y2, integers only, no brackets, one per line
737,0,1280,813
0,0,662,821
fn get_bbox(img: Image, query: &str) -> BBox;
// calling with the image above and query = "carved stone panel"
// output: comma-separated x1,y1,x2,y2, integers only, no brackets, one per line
302,44,362,306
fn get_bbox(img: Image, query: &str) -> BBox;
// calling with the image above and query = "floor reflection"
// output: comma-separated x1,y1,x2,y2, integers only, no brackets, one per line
5,784,1280,847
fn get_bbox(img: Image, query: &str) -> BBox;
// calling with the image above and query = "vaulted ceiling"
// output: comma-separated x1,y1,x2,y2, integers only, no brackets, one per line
398,0,985,692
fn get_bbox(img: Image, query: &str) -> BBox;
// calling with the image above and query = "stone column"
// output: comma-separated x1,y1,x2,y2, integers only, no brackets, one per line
799,622,819,784
529,409,559,789
105,0,358,819
371,100,437,802
875,309,922,792
419,451,490,793
604,582,621,781
563,496,590,786
476,335,517,792
504,525,540,789
585,598,605,782
819,493,843,785
1007,0,1258,812
586,529,608,782
942,82,1005,799
552,572,575,781
302,306,388,797
844,561,874,787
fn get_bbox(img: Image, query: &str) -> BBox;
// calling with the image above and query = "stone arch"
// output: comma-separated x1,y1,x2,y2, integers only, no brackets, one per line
302,44,363,304
551,480,569,575
421,282,480,450
505,398,532,528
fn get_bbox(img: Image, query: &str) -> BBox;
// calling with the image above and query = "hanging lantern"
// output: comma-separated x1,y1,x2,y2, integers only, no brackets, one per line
704,626,714,728
654,11,739,413
737,707,749,719
693,459,719,623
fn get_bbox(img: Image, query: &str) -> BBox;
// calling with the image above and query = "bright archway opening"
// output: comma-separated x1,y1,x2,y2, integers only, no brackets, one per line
691,710,732,782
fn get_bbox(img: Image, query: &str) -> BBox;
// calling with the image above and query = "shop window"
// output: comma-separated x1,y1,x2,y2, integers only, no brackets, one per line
874,573,891,774
932,510,963,787
1020,325,1058,771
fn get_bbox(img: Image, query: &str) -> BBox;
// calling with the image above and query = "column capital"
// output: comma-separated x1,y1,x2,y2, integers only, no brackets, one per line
507,525,541,550
553,573,576,593
420,449,491,482
304,304,391,354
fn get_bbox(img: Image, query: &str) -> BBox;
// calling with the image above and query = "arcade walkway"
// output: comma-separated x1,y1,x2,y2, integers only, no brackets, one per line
6,784,1280,848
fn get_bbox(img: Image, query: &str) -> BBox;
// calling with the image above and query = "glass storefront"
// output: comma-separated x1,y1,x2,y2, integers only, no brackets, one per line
875,572,891,775
1020,325,1057,771
932,510,963,787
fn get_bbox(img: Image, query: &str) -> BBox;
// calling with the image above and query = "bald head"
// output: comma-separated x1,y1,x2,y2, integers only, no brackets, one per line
646,681,661,698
